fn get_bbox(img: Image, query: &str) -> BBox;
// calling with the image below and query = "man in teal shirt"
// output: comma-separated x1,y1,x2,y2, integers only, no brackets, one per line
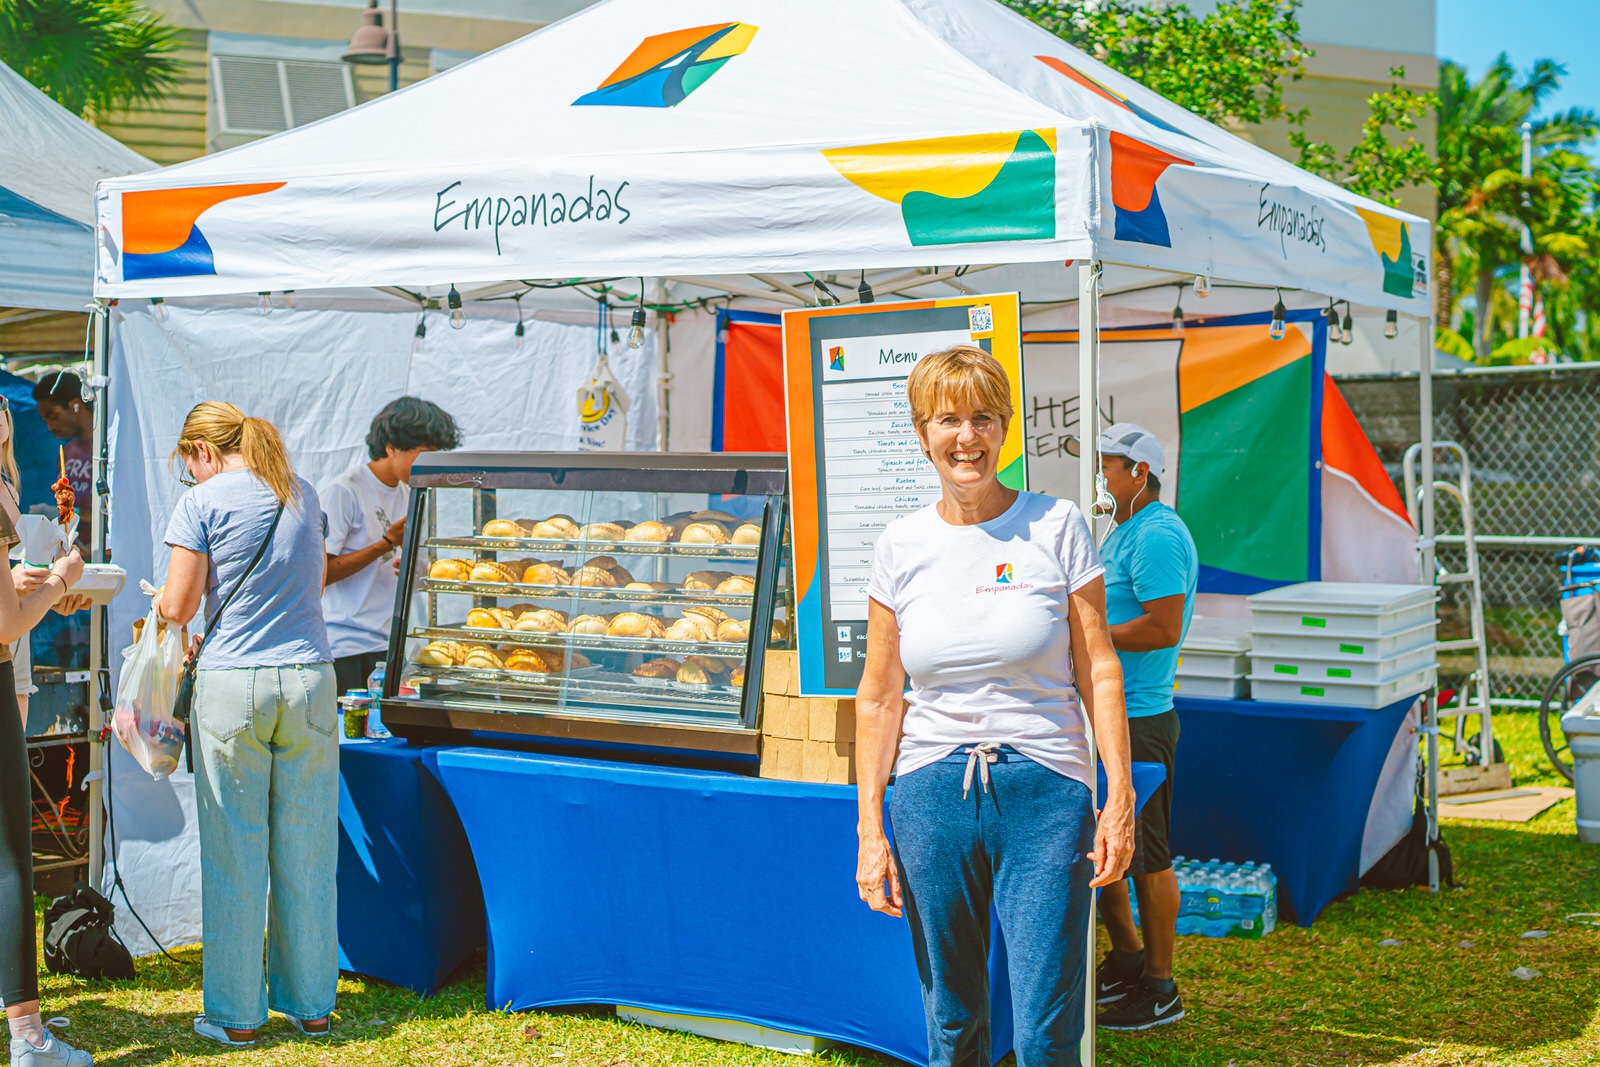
1093,423,1198,1032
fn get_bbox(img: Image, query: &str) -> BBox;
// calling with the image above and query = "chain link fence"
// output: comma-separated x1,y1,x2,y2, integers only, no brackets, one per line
1338,364,1600,701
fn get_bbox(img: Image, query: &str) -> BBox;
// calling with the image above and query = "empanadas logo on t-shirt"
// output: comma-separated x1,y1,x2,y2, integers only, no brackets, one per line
976,561,1032,595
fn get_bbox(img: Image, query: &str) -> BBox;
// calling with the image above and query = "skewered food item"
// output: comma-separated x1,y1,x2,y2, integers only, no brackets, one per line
53,447,74,529
716,618,751,643
580,522,627,541
678,521,729,545
481,519,526,538
607,612,665,638
513,608,568,633
469,561,520,584
523,562,571,586
676,662,714,685
463,646,505,669
716,574,756,595
572,565,620,588
428,558,473,580
732,523,761,546
567,613,611,635
625,520,673,543
633,657,681,679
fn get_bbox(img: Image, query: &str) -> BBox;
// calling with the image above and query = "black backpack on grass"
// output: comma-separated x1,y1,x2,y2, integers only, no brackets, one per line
42,883,135,980
1361,803,1455,890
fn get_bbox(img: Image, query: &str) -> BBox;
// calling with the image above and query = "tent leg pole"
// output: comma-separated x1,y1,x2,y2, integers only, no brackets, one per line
1418,314,1439,894
1076,260,1101,1064
87,301,110,891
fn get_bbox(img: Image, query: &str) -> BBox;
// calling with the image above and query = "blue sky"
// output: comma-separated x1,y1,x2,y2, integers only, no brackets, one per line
1438,0,1597,117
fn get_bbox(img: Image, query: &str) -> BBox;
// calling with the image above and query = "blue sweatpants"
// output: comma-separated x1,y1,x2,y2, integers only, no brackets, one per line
889,746,1095,1067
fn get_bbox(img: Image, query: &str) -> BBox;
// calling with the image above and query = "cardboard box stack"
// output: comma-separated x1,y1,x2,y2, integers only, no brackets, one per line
759,650,856,784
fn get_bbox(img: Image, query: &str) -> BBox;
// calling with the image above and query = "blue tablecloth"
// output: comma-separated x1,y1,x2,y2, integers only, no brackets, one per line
338,738,485,995
1169,695,1418,925
426,749,1163,1066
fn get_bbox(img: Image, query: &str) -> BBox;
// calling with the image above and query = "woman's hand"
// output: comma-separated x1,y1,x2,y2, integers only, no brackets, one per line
52,593,93,615
11,563,48,596
49,548,84,590
1089,787,1136,888
856,832,903,917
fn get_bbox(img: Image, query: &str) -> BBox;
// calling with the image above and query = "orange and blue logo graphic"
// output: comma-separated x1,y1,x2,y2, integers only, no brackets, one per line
996,563,1014,584
1035,56,1188,140
828,346,844,372
1354,207,1424,299
574,22,757,108
121,183,285,280
823,130,1056,247
1109,132,1192,247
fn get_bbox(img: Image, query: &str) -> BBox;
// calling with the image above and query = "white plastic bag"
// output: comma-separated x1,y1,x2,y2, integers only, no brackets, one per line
114,585,187,780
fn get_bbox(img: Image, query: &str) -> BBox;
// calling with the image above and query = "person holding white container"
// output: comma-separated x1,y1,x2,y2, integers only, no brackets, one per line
1092,422,1198,1032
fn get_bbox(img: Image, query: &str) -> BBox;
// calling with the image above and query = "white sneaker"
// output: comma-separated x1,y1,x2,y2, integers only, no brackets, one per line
9,1019,93,1067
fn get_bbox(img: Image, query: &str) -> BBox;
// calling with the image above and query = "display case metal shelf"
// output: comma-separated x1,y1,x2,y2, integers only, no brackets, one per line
380,452,790,759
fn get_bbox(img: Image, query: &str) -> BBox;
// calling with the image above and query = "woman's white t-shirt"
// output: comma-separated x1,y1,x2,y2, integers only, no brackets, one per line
866,491,1104,787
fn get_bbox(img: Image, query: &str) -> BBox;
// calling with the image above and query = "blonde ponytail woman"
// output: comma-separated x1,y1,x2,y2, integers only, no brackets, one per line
153,402,336,1046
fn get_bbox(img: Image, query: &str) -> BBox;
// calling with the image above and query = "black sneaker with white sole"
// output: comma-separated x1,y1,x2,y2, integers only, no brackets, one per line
1096,977,1185,1030
1094,950,1145,1005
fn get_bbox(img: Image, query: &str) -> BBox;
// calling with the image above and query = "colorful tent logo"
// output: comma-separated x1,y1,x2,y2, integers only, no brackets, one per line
1035,56,1187,139
120,183,285,280
828,346,844,372
1109,132,1192,247
574,22,757,108
1354,207,1423,299
823,129,1057,247
996,563,1014,584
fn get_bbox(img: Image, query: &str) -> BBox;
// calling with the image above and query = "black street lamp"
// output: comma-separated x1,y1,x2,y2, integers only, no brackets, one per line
343,0,400,94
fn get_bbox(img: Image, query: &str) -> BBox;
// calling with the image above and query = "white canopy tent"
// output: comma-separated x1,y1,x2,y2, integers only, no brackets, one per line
0,60,151,312
87,0,1449,1018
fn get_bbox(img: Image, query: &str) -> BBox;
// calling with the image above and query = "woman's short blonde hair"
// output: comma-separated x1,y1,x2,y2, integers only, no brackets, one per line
905,345,1014,435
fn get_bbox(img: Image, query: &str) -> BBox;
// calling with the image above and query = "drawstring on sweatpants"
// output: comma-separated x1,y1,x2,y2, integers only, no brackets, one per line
961,742,1002,799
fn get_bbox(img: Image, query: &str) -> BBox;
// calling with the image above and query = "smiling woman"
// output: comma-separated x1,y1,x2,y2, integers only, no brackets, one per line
853,345,1135,1067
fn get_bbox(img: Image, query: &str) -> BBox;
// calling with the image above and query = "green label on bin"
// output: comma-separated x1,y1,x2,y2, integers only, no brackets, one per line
1301,685,1326,697
1328,667,1353,679
1302,616,1327,628
1339,642,1365,655
1274,664,1299,675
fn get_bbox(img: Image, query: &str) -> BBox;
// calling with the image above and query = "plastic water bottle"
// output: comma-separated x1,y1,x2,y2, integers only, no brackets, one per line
365,661,391,738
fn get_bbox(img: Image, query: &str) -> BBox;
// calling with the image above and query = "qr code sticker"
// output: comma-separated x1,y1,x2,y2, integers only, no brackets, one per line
968,304,994,336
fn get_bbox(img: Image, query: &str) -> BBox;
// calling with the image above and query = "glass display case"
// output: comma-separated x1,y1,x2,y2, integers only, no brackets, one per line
380,452,790,756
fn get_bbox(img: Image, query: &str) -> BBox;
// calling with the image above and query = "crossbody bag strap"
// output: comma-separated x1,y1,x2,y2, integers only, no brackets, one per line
194,501,286,653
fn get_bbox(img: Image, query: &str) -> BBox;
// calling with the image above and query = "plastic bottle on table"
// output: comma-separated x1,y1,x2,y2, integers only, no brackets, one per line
365,661,391,738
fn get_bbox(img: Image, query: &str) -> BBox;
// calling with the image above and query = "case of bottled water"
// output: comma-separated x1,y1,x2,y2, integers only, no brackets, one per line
1126,856,1277,939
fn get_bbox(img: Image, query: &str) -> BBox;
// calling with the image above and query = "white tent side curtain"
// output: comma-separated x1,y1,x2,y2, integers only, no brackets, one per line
91,0,1428,314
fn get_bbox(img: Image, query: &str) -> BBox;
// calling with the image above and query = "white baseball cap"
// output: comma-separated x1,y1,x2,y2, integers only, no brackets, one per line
1098,422,1165,478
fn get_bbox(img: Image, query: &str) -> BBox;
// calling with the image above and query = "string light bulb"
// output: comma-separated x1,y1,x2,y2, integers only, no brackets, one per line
283,290,295,310
447,285,465,329
514,297,526,352
1324,299,1341,344
1171,285,1185,336
257,291,272,315
1194,274,1211,298
1269,291,1287,342
858,269,875,304
149,296,167,321
1340,304,1354,345
628,279,647,348
1384,308,1399,339
412,316,427,354
812,276,841,306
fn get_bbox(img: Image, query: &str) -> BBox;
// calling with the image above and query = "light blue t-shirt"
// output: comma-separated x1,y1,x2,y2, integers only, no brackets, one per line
1100,501,1197,717
164,470,331,670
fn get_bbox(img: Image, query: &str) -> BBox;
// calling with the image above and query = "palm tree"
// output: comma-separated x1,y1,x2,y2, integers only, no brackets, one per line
1435,56,1599,360
0,0,179,118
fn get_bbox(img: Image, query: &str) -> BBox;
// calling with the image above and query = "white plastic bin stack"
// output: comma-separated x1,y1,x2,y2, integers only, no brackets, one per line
1174,617,1252,699
1246,583,1438,708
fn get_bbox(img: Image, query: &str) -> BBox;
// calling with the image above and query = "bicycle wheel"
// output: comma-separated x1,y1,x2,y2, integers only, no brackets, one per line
1537,652,1600,784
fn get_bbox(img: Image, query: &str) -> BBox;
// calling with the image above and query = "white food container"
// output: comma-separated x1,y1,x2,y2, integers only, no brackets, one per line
1249,619,1437,660
1251,642,1437,686
1248,582,1437,640
1247,664,1436,709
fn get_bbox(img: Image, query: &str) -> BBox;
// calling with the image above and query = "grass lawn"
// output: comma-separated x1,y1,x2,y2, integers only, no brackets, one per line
27,710,1600,1066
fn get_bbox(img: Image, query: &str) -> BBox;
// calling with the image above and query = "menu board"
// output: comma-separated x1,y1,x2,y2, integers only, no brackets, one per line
783,295,1026,695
